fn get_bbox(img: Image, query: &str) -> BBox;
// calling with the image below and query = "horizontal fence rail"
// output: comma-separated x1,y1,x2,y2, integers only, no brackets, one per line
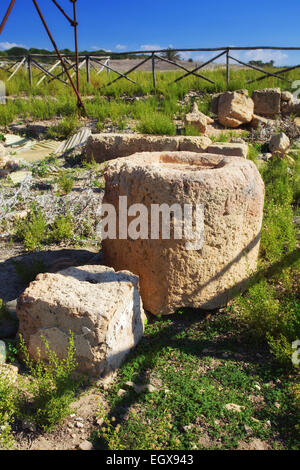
0,46,300,89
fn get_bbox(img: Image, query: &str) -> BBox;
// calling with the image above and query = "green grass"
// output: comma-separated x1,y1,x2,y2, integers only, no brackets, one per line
95,312,300,450
47,116,79,140
1,66,299,128
137,112,176,135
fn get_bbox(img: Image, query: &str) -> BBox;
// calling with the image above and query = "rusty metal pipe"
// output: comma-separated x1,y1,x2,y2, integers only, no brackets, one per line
31,0,86,115
0,0,17,35
51,0,75,25
72,0,80,95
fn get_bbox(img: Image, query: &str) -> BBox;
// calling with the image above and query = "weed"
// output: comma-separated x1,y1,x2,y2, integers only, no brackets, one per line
57,170,75,194
47,116,79,140
50,214,74,243
18,333,81,431
137,113,176,135
15,207,47,251
0,372,15,449
13,258,47,284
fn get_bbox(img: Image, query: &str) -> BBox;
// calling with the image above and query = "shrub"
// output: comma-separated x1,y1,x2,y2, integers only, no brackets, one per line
183,124,202,136
17,333,80,431
50,215,74,243
13,258,47,284
233,150,300,368
47,116,79,140
137,113,176,135
15,208,47,251
57,170,75,194
0,376,15,449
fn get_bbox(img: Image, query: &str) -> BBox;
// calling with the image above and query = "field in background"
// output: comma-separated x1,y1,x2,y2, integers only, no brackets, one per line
0,67,299,131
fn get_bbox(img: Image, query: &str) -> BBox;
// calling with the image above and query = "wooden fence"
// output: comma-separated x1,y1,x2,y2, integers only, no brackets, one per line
1,46,300,89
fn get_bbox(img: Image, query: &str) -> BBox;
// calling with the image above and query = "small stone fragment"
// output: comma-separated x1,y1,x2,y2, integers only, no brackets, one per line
225,403,245,413
79,440,93,451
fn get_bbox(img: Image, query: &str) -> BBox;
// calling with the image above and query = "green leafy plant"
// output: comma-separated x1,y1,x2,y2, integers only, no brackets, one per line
50,214,74,243
137,113,176,135
13,258,47,284
47,116,79,140
15,207,47,251
57,170,75,194
0,372,16,449
18,333,80,431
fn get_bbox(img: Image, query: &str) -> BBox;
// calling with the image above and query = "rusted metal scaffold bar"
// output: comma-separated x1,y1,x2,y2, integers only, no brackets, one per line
71,0,80,96
51,0,75,25
31,0,86,115
0,0,16,35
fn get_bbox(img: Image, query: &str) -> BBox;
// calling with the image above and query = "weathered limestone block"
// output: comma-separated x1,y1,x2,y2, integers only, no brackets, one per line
252,88,281,116
184,102,214,133
211,93,222,115
86,133,213,163
179,135,212,152
250,114,275,129
206,142,248,158
281,91,293,103
17,265,146,378
0,143,8,158
218,91,254,128
86,134,178,163
281,100,300,116
102,151,265,315
269,132,290,154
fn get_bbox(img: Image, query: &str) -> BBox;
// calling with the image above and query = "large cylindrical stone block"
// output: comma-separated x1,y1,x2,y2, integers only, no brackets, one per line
102,152,265,315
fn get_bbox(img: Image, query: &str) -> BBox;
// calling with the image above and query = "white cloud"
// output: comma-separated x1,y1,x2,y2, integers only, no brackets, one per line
0,41,27,50
244,49,288,66
115,44,127,51
140,44,162,51
91,45,111,52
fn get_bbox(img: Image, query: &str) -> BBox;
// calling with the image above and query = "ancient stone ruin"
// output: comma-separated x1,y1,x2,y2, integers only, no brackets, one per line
86,133,249,163
102,151,265,316
17,265,146,378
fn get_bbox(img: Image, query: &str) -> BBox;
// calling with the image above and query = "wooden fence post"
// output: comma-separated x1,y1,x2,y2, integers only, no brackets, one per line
28,55,32,87
226,49,230,87
86,55,90,83
152,53,156,89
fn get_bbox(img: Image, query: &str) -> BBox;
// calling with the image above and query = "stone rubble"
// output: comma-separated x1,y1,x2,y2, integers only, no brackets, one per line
184,102,214,134
218,91,254,128
269,132,290,155
252,88,281,117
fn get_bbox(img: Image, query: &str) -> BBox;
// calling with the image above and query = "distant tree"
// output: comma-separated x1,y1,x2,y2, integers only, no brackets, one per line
29,48,53,55
5,46,28,56
249,59,275,68
160,48,181,62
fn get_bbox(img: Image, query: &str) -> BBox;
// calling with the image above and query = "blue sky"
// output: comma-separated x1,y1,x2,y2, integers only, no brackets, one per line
1,0,300,64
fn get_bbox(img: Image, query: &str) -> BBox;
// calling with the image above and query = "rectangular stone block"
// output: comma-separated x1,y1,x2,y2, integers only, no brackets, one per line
17,266,146,378
252,88,281,117
206,142,248,158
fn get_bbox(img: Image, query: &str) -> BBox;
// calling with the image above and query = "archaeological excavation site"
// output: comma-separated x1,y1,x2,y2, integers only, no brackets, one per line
0,0,299,454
